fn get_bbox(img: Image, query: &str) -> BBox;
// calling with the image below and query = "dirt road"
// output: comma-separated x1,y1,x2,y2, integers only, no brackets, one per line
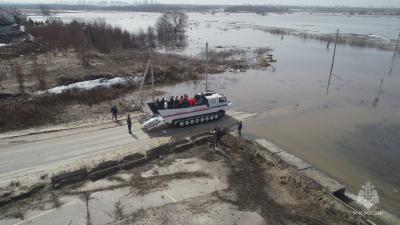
0,111,255,186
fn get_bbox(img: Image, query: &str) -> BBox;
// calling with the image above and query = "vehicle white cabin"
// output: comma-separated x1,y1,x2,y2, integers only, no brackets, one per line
140,91,230,129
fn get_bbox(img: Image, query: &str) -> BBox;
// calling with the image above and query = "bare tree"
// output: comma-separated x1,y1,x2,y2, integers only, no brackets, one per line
0,62,7,88
78,41,91,67
146,26,156,48
155,12,188,47
69,21,91,66
9,61,24,92
31,56,48,91
39,4,51,16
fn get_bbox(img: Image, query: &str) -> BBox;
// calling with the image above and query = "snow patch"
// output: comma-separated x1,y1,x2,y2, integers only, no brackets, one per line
37,76,141,95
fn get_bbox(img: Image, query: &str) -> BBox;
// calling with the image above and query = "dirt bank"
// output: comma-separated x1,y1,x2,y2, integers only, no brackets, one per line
0,134,367,225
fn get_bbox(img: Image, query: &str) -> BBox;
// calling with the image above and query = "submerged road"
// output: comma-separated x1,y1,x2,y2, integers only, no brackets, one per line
0,111,254,183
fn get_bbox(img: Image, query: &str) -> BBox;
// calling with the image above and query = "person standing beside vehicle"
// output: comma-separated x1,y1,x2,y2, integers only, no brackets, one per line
237,121,243,137
127,114,132,134
111,104,118,121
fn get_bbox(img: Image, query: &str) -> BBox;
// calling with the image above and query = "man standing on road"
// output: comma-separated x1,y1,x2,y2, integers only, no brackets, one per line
210,128,217,149
127,114,132,134
111,104,118,121
216,127,222,147
237,121,243,138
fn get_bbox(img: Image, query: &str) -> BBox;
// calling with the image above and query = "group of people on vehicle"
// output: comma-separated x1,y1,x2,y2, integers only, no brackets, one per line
154,94,208,110
111,103,243,138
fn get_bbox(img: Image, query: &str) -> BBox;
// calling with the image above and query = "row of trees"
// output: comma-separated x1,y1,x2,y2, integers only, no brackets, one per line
5,57,48,93
0,12,190,93
29,19,148,54
27,12,189,66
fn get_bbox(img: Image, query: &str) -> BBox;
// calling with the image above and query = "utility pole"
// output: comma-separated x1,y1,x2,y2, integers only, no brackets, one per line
388,32,400,77
326,29,339,96
205,42,208,92
150,46,154,102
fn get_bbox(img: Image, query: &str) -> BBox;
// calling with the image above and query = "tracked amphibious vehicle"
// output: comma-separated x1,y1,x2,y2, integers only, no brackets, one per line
137,43,230,130
139,92,230,130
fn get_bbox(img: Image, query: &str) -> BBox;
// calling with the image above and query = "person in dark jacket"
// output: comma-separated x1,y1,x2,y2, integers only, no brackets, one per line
173,96,179,108
160,98,165,109
127,114,132,134
169,96,174,109
237,121,243,137
179,96,184,107
111,104,118,121
210,128,217,149
216,127,222,147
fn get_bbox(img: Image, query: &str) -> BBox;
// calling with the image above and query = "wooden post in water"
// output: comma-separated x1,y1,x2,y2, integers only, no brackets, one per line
326,29,339,96
393,32,400,58
205,42,208,92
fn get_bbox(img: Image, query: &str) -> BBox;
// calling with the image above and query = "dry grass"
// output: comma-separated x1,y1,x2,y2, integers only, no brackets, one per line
0,84,137,132
114,200,125,221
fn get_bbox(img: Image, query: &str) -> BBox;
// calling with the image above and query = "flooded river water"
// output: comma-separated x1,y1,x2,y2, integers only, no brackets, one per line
34,11,400,216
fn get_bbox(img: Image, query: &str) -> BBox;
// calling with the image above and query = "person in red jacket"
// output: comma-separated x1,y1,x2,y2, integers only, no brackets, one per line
189,98,197,107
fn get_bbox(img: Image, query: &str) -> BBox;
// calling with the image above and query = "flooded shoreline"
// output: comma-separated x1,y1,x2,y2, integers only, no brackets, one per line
156,32,400,215
28,11,400,217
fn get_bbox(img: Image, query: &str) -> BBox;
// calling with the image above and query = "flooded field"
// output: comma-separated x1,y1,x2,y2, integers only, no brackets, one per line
32,11,400,216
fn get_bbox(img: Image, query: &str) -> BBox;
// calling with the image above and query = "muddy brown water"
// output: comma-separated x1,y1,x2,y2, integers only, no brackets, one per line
33,11,400,217
158,36,400,216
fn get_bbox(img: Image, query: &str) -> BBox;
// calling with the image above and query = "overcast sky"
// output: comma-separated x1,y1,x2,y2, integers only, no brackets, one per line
2,0,400,7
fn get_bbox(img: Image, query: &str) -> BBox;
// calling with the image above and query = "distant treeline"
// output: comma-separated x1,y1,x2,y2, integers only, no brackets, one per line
297,7,400,15
2,3,222,12
224,5,290,14
4,3,399,15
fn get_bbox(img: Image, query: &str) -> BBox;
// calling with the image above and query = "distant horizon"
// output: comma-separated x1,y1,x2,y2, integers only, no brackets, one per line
1,0,400,8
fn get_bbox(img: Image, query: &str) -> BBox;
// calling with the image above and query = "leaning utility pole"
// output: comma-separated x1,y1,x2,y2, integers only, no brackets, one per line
205,42,208,92
136,47,153,107
326,29,339,96
388,32,400,77
150,46,155,102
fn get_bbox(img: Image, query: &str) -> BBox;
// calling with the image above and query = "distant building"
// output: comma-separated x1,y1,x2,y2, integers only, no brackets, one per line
0,8,27,36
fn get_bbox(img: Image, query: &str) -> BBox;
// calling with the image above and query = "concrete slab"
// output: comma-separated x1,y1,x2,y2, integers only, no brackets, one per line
88,175,228,225
14,199,87,225
194,203,266,225
0,217,21,225
255,139,282,154
257,151,274,162
141,158,203,178
302,168,346,195
276,151,312,170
